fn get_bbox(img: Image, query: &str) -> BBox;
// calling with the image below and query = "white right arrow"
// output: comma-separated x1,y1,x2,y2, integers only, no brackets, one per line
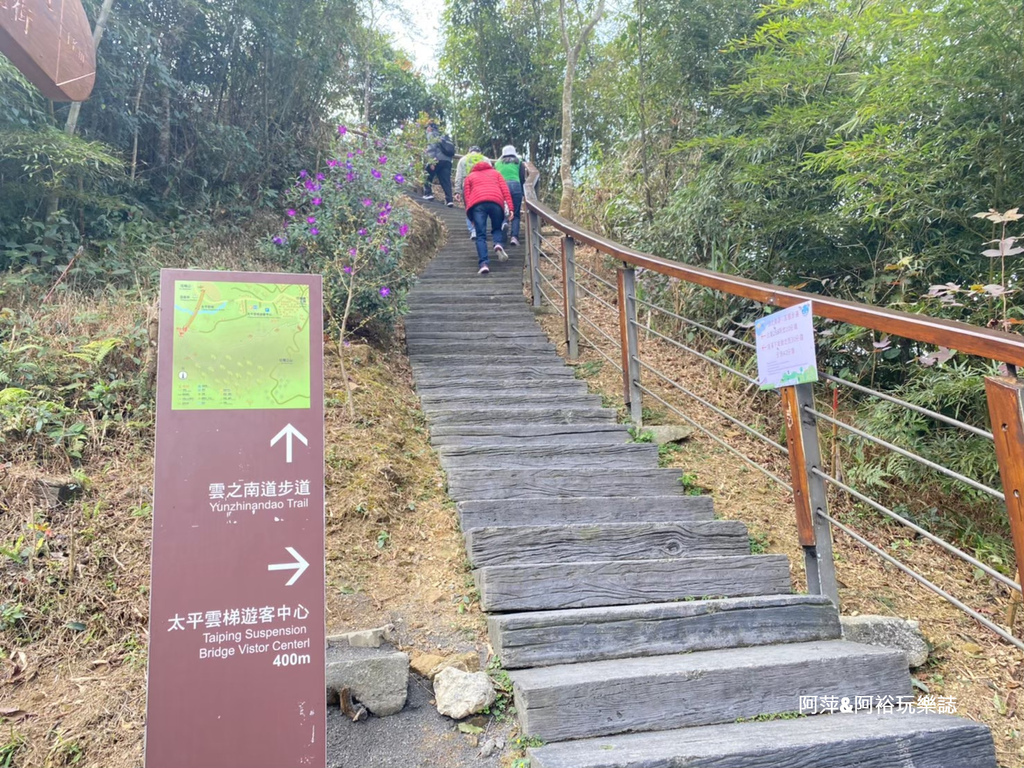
270,423,308,463
267,547,309,586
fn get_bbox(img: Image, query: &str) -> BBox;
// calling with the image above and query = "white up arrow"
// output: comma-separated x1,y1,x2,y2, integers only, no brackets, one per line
270,423,308,463
267,547,309,586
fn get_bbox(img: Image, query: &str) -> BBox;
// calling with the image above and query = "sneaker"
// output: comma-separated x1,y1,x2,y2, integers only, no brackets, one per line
421,193,434,200
446,201,454,207
494,244,508,262
510,236,519,247
478,264,490,275
501,220,510,232
469,231,477,240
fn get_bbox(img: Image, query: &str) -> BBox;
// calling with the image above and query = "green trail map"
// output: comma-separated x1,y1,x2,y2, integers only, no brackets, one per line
171,280,311,410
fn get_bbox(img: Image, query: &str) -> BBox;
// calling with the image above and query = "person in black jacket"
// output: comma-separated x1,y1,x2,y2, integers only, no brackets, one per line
422,122,456,206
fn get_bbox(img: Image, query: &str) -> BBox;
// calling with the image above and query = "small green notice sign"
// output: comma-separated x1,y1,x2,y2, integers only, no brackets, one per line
171,279,311,410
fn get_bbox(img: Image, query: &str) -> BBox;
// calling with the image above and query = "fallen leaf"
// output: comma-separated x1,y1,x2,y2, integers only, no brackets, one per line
0,707,31,722
458,722,484,734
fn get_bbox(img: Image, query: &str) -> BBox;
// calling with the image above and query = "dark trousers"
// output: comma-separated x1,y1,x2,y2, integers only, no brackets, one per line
424,159,453,204
507,180,523,240
469,201,505,266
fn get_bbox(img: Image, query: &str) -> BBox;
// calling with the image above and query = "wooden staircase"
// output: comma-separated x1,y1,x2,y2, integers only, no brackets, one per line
406,200,998,768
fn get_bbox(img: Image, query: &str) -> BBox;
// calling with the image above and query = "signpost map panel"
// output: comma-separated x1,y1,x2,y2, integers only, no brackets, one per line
172,280,311,410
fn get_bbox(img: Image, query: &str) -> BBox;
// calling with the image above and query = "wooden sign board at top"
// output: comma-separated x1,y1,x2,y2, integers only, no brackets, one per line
0,0,95,101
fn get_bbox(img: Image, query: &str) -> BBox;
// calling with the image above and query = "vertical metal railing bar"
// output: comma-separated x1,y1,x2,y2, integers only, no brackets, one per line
635,358,788,455
817,508,1024,651
807,406,1005,501
810,467,1022,593
636,382,793,490
632,319,760,386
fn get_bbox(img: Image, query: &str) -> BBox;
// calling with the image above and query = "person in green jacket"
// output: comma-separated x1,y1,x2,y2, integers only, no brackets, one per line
455,146,490,239
493,145,526,246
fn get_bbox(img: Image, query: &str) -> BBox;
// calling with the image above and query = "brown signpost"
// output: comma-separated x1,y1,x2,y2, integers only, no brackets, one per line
0,0,96,101
146,270,326,768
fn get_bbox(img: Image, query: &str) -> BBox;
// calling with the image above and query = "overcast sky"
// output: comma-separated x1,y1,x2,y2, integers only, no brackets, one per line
383,0,445,78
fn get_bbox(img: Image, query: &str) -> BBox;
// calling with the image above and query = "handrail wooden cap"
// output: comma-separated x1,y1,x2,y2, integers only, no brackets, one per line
524,169,1024,367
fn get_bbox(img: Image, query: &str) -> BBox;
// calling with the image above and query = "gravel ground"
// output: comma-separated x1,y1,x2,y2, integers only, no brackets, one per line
325,673,514,768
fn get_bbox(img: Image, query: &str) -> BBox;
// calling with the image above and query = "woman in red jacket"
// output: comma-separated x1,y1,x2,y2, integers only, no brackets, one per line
463,160,514,274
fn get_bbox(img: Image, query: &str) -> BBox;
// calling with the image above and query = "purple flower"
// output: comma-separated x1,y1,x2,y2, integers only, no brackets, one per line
358,228,367,237
346,173,355,182
347,152,353,158
378,155,387,164
399,223,409,237
272,236,285,246
304,180,315,191
312,197,322,206
356,148,363,155
316,173,325,181
327,159,339,168
361,199,373,207
371,168,382,179
394,174,405,184
338,125,347,135
379,286,391,297
348,248,357,257
286,209,296,217
299,170,308,178
310,227,319,236
307,216,316,224
379,245,390,254
344,265,353,274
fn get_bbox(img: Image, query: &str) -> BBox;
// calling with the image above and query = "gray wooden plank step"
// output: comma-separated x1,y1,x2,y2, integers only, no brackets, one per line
438,442,657,470
422,394,604,412
527,712,997,768
433,429,628,449
407,340,556,355
426,407,616,427
446,468,688,500
489,594,839,668
412,365,576,380
458,496,715,529
431,423,626,439
405,324,539,334
405,330,548,341
466,520,749,566
417,379,590,395
408,347,558,360
420,388,591,403
511,640,909,742
475,555,791,611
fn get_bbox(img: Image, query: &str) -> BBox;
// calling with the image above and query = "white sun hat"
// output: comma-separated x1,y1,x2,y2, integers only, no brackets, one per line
502,145,517,157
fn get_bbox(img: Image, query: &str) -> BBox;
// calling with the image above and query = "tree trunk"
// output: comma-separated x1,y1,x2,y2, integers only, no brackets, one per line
557,0,605,219
64,0,117,138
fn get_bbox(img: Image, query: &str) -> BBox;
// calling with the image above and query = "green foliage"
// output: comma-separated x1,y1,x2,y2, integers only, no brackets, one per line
627,425,655,442
484,656,516,721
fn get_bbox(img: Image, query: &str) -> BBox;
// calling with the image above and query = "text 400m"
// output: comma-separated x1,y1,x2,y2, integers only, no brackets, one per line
273,652,311,667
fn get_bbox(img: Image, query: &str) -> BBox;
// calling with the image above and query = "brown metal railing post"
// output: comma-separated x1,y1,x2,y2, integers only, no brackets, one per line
562,236,579,360
984,376,1024,613
617,266,643,424
781,383,839,605
528,211,542,308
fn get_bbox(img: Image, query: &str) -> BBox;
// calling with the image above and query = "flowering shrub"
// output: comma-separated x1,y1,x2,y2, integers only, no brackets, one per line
265,128,418,340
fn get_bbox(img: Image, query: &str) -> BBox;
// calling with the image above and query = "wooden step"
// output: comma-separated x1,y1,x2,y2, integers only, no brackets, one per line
438,443,657,470
432,424,628,448
422,394,604,413
458,496,715,529
527,712,997,768
412,364,576,381
409,350,560,365
407,341,556,356
466,520,749,566
446,468,689,500
511,640,909,742
488,594,839,668
406,329,550,342
426,407,616,427
475,555,791,611
417,379,590,397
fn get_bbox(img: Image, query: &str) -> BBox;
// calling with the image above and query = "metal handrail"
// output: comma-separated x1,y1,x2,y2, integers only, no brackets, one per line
522,168,1024,646
524,175,1024,366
